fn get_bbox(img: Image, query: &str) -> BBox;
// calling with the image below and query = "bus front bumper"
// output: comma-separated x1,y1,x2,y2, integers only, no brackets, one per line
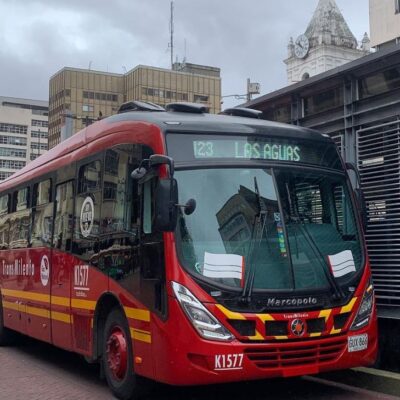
150,300,378,386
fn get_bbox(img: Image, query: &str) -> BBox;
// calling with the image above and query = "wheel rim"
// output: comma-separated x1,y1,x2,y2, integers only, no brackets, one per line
106,326,128,381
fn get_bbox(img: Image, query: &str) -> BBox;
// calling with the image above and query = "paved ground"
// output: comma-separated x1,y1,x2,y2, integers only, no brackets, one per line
0,339,112,400
0,338,399,400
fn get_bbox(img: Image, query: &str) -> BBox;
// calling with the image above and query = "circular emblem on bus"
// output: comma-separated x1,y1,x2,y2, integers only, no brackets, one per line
291,319,306,336
40,255,50,286
80,196,94,238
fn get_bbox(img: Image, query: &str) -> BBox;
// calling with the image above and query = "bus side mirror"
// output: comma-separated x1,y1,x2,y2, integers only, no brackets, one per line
150,154,174,177
154,178,178,232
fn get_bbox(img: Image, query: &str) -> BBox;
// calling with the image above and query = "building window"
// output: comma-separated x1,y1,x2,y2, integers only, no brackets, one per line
83,90,118,102
0,135,27,146
143,87,188,101
0,172,13,181
302,72,310,80
32,109,48,116
0,160,26,169
30,142,48,150
0,123,27,134
303,86,344,117
30,153,40,161
82,104,94,112
0,147,26,158
194,94,209,103
358,67,400,99
31,119,48,128
31,130,48,139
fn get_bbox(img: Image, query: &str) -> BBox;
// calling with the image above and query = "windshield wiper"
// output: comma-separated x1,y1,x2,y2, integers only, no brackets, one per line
284,182,344,301
241,177,267,303
295,222,345,300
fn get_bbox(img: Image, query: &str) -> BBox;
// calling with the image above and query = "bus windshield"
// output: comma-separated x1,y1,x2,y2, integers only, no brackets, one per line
174,167,363,293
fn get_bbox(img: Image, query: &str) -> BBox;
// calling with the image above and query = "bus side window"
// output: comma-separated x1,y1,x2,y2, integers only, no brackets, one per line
99,145,140,281
72,160,102,261
31,179,53,248
54,181,74,251
9,187,31,249
0,194,10,249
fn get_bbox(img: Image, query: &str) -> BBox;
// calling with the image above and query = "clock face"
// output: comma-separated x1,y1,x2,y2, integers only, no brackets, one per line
294,34,310,59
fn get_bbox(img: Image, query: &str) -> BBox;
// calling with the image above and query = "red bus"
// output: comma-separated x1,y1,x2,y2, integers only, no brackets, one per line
0,102,377,399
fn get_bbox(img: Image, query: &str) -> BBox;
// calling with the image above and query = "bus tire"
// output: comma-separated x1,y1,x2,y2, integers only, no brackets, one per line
102,308,138,400
0,302,14,346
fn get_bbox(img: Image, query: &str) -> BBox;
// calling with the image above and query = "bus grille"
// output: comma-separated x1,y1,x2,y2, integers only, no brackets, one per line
244,336,347,369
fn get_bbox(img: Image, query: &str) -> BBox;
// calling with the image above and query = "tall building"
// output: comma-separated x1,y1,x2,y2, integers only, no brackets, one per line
0,97,48,181
49,63,221,149
285,0,370,84
370,0,400,49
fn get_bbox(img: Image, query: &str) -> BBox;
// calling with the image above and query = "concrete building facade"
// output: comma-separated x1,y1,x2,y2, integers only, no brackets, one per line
49,63,221,149
370,0,400,49
285,0,370,84
0,97,48,182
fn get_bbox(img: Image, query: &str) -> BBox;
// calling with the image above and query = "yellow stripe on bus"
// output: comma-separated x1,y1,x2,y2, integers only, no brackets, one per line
26,305,50,319
1,288,95,311
130,328,152,344
256,313,275,323
1,288,50,304
51,311,72,324
71,299,96,310
124,307,150,322
215,304,247,320
2,300,20,312
319,309,332,322
340,297,357,314
51,296,70,307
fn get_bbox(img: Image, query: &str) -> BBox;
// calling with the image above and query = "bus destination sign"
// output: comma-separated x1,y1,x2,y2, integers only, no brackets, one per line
193,139,301,162
166,134,341,169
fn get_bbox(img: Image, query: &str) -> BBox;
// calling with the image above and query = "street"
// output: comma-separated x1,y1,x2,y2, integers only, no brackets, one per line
0,338,399,400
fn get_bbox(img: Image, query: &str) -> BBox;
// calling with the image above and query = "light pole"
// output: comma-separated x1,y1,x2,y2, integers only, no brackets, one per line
221,79,261,106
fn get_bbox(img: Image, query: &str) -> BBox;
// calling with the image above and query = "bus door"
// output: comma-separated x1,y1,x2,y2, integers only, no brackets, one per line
50,181,74,350
138,177,167,316
29,180,53,343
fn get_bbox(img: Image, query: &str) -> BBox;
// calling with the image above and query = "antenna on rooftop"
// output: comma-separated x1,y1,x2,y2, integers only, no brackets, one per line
168,1,174,69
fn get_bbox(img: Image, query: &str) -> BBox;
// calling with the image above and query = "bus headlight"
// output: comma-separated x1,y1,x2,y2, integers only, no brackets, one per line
171,281,234,342
350,280,374,331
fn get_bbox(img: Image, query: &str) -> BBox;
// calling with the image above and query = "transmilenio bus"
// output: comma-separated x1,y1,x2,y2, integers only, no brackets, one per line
0,102,377,399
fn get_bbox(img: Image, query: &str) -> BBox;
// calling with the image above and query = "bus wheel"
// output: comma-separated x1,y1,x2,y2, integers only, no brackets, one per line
103,308,137,400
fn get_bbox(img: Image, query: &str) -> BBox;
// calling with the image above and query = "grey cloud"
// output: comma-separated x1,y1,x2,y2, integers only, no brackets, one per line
0,0,369,107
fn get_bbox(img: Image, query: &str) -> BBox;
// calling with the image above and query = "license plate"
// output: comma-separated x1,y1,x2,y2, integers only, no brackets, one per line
348,334,368,352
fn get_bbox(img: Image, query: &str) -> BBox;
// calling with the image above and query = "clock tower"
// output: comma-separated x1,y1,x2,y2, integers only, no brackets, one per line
285,0,370,84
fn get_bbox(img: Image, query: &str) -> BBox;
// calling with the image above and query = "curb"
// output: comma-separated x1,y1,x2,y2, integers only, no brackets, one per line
316,367,400,398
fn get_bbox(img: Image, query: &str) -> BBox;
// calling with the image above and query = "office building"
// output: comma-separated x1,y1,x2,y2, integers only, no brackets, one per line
0,96,48,181
49,63,221,149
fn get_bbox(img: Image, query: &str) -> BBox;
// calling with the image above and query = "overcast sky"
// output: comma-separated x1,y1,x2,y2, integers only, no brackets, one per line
0,0,369,109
